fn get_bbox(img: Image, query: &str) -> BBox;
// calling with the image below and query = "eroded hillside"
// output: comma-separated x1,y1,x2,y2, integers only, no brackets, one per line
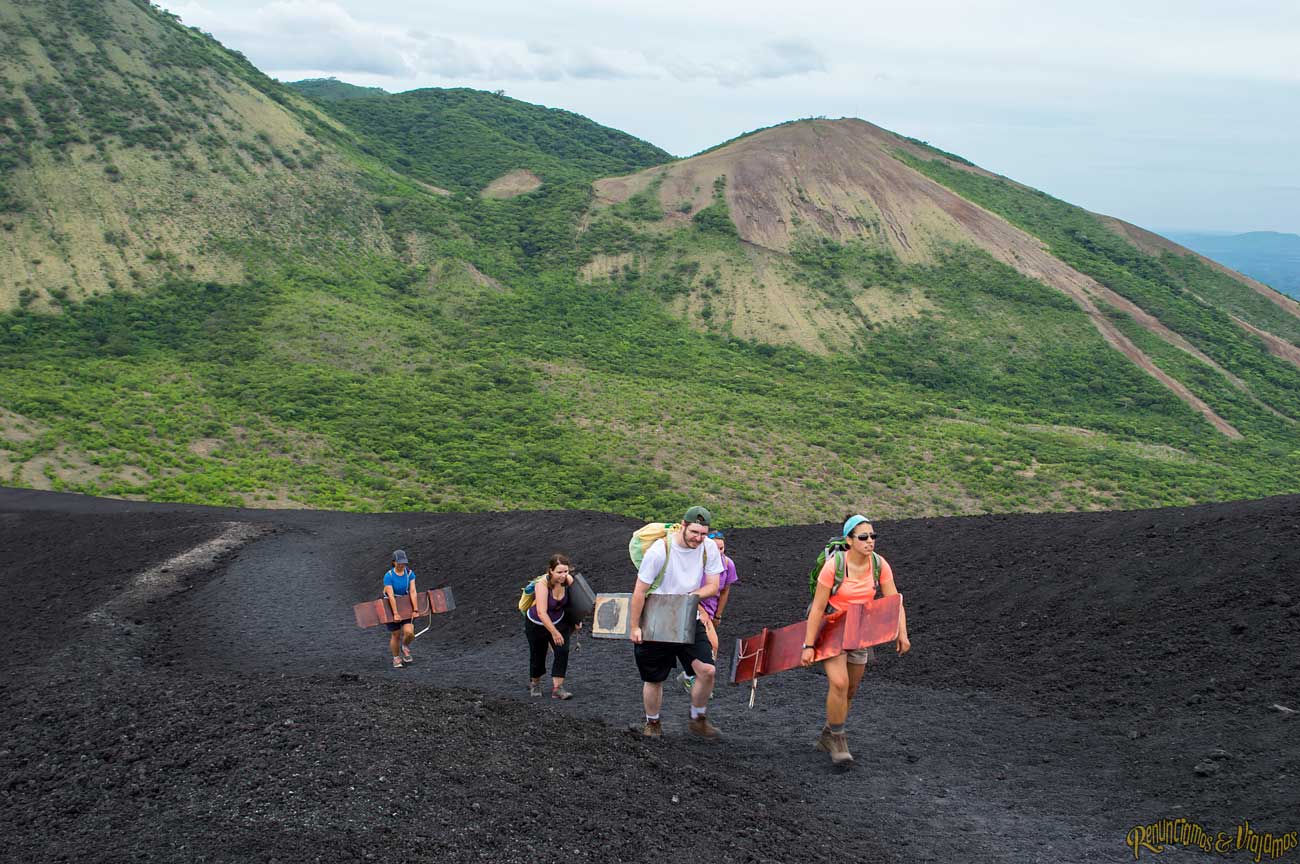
0,0,394,309
586,119,1300,439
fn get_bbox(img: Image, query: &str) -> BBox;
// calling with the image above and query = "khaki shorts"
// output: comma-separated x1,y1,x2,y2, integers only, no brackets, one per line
843,646,873,665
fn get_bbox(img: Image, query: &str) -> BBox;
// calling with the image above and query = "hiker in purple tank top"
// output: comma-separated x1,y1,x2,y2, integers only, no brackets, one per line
524,554,581,700
679,531,739,693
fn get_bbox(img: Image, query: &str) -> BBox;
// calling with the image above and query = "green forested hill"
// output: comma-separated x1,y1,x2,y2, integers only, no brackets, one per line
1,1,1299,524
287,78,388,102
287,81,672,193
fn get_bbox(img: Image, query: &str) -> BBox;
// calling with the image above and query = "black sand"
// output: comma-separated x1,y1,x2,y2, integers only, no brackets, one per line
2,488,1297,863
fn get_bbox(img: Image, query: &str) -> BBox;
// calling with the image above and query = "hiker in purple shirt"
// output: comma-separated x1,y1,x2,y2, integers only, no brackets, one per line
679,531,739,692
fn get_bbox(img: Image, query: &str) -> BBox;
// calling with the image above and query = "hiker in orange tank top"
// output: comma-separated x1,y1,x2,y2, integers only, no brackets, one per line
800,514,910,765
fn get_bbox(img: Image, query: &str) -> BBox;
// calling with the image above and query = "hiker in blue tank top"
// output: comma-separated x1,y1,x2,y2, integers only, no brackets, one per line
383,550,418,669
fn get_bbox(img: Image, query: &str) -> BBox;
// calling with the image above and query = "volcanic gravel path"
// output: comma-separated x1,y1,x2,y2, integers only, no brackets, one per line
2,488,1297,863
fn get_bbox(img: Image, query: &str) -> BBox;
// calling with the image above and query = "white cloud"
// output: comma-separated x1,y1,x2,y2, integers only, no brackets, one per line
158,0,1300,232
168,0,413,75
165,2,826,86
654,39,827,87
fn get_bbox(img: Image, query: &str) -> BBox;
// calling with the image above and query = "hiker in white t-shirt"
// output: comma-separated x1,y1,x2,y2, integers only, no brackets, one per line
631,505,724,739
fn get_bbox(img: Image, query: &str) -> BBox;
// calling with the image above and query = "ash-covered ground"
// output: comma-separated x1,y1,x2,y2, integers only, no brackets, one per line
2,488,1297,863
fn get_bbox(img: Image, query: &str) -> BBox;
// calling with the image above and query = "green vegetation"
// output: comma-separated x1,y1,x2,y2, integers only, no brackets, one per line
7,245,1299,521
611,172,667,222
691,175,738,237
789,234,905,316
899,136,975,167
5,185,1300,521
897,152,1300,421
0,0,352,168
288,83,671,193
288,78,388,101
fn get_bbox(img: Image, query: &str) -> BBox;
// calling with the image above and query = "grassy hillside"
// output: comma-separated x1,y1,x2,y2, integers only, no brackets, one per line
287,82,673,194
896,153,1300,422
288,78,387,102
6,187,1300,523
2,10,1299,523
5,231,1300,522
0,0,406,309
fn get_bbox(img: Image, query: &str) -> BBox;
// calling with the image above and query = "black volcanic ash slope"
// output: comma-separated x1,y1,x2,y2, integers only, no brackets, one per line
1,489,1297,863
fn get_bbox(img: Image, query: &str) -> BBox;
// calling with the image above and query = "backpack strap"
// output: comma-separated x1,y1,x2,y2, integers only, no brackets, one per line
871,552,882,598
828,549,847,596
648,536,672,594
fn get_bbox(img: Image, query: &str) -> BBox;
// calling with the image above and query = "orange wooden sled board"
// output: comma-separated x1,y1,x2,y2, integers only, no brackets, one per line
353,588,457,628
729,593,902,685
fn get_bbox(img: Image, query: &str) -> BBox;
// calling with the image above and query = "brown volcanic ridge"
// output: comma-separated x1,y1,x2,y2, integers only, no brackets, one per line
594,118,1300,439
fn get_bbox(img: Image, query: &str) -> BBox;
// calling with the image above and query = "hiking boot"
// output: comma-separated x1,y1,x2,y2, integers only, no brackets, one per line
686,715,721,740
814,724,833,752
828,731,853,765
528,680,543,697
642,719,663,738
552,686,573,701
677,670,695,694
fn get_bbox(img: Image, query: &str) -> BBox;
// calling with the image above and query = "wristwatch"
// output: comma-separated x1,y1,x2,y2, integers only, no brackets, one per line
802,644,814,650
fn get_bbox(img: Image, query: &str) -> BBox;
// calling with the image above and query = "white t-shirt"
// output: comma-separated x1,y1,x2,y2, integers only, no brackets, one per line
636,534,723,595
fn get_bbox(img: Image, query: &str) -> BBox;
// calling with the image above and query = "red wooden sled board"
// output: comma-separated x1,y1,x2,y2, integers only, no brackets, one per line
729,594,902,685
353,588,457,628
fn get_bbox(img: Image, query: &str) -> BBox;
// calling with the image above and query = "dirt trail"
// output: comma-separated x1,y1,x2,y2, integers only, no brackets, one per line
2,489,1297,862
1233,314,1300,372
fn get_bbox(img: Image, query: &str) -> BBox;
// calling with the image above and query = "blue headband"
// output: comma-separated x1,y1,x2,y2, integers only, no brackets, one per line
842,514,871,538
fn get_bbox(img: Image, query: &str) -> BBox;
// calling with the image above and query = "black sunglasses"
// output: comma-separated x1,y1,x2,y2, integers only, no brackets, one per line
851,532,878,541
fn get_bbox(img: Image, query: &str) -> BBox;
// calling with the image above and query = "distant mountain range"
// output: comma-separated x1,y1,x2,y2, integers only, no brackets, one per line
1165,232,1300,300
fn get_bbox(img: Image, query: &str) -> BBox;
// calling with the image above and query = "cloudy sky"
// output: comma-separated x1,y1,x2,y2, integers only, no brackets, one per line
161,0,1300,235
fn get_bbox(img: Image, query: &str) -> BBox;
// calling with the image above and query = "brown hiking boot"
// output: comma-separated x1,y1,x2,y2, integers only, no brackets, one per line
642,718,663,738
686,714,721,740
814,725,833,752
828,731,853,765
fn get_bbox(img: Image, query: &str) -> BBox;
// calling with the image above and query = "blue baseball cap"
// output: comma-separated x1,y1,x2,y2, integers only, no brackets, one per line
393,549,409,564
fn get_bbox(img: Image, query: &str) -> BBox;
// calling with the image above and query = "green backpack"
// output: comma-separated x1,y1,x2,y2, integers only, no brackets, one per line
808,536,882,599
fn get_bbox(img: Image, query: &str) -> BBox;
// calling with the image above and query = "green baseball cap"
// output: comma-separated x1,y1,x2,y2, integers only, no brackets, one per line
683,505,712,526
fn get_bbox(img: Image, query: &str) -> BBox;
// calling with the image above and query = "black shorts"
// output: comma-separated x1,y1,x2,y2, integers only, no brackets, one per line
634,620,714,683
386,619,414,632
